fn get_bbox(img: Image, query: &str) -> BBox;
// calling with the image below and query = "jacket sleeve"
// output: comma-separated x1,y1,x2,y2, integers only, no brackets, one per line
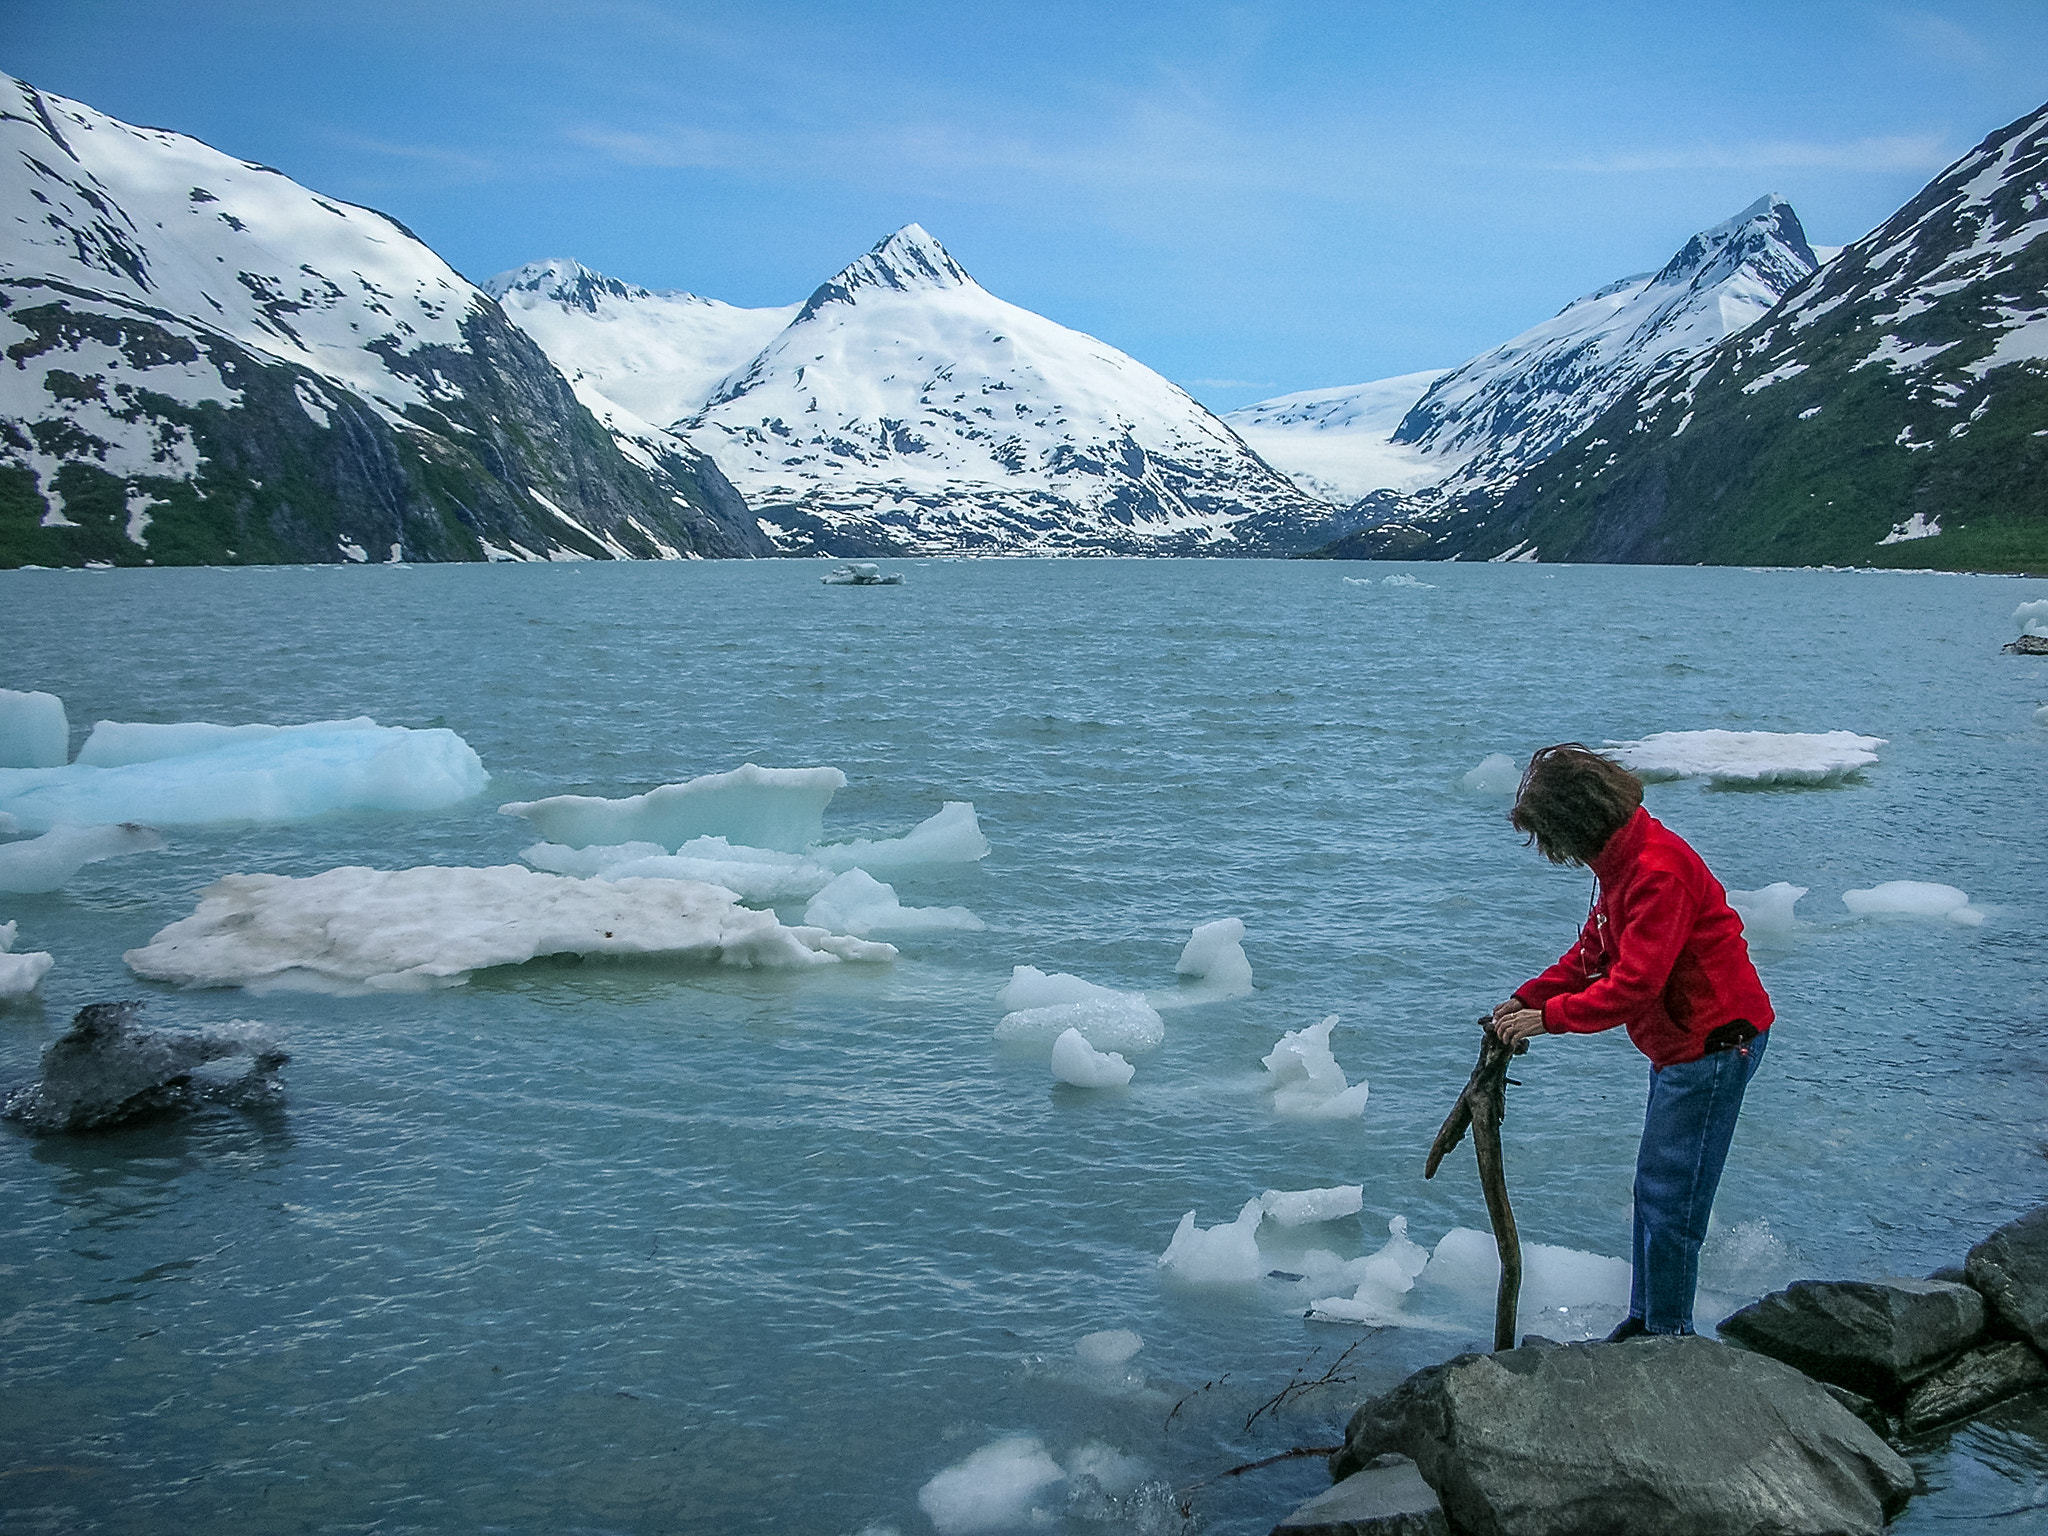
1541,869,1699,1036
1515,916,1601,1009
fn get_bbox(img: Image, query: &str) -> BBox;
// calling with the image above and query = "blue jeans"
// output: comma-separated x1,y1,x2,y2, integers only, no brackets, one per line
1630,1031,1768,1335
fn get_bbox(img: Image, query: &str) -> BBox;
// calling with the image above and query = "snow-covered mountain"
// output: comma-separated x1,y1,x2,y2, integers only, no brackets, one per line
497,226,1336,555
1220,369,1450,503
0,75,764,567
1334,97,2048,569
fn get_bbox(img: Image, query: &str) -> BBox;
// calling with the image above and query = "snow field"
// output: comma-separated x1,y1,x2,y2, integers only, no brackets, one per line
1605,729,1884,785
1841,880,1983,925
0,823,165,894
123,865,898,993
0,920,55,1001
0,690,68,768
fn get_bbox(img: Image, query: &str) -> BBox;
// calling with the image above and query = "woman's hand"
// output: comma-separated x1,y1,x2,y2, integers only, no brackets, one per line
1491,1007,1548,1046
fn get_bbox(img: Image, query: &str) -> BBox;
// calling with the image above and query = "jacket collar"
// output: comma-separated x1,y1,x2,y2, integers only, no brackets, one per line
1589,806,1652,883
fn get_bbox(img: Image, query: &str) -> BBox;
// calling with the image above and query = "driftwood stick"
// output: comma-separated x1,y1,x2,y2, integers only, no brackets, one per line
1425,1021,1525,1352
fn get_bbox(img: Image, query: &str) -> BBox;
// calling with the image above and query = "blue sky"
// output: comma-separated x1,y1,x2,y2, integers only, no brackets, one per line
7,1,2045,411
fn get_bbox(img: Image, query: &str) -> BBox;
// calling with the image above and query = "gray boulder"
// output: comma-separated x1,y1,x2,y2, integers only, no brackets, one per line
1717,1278,1984,1398
1332,1337,1913,1536
1900,1338,2048,1435
1,1001,287,1132
1966,1207,2048,1353
1274,1454,1446,1536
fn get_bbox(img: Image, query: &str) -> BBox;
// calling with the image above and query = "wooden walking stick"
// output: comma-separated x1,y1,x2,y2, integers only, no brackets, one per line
1425,1021,1526,1352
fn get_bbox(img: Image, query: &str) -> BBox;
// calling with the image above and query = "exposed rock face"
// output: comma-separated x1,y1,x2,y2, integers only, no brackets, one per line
1967,1207,2048,1352
1,1000,287,1131
1717,1278,1986,1397
1331,1337,1914,1536
1274,1454,1446,1536
1900,1339,2048,1433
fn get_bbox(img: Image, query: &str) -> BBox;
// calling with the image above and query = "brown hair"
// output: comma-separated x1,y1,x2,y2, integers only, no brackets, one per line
1510,744,1644,865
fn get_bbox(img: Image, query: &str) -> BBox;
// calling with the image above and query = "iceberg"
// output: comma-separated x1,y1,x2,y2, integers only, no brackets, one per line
1461,752,1520,795
1604,729,1883,785
0,920,55,1001
501,764,846,852
1050,1027,1134,1087
124,865,898,992
1307,1216,1431,1323
1150,916,1253,1008
801,869,984,936
1419,1226,1632,1316
0,717,488,831
918,1436,1065,1536
1260,1184,1364,1227
1158,1197,1266,1286
995,966,1164,1054
2016,598,2048,638
0,822,166,894
1842,880,1983,926
0,689,68,768
1725,882,1807,939
812,801,989,871
1261,1015,1370,1119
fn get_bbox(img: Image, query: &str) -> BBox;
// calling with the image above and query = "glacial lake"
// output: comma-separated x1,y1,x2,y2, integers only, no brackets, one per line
2,556,2044,1535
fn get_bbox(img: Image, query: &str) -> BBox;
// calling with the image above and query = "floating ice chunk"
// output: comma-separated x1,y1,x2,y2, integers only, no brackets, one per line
0,823,166,894
1383,573,1434,588
1461,753,1520,795
1159,1198,1266,1286
1842,880,1983,925
1261,1015,1370,1119
2016,598,2048,638
1725,882,1807,939
2036,704,2048,727
0,689,68,768
1605,729,1884,785
998,996,1164,1055
813,801,990,871
803,868,985,936
917,1436,1067,1536
0,718,488,832
1050,1027,1134,1087
1307,1215,1431,1323
0,920,55,1001
1152,916,1253,1008
522,837,835,903
1075,1329,1142,1369
124,865,898,993
77,720,290,766
1001,965,1119,1011
2,1001,287,1132
1419,1227,1632,1314
1064,1441,1146,1498
1260,1185,1364,1227
500,764,847,853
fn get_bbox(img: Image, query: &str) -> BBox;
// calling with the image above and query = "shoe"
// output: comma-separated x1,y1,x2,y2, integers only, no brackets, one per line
1604,1315,1649,1343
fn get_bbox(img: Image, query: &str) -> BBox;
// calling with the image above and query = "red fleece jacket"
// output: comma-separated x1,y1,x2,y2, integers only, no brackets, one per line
1515,808,1773,1069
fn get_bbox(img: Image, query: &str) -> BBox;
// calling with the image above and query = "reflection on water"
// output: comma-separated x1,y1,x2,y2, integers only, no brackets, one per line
1,557,2044,1534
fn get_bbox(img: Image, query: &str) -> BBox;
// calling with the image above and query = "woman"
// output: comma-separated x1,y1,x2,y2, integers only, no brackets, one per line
1489,743,1772,1340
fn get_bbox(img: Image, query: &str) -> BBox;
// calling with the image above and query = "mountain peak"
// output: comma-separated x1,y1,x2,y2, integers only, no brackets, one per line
796,224,974,320
485,259,665,312
1654,194,1817,290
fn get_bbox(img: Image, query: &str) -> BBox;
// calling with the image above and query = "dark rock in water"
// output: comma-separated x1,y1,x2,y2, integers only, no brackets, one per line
1967,1207,2048,1353
1717,1278,1984,1397
2,1001,287,1133
1274,1454,1445,1536
1900,1338,2048,1434
2002,635,2048,655
1822,1382,1894,1438
1926,1264,1970,1286
1331,1337,1913,1536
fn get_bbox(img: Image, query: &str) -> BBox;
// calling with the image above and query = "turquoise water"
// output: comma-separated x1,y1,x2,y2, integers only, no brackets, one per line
2,558,2045,1534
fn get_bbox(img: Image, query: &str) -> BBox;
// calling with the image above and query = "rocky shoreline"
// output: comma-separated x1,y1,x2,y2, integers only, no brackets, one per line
1276,1204,2048,1535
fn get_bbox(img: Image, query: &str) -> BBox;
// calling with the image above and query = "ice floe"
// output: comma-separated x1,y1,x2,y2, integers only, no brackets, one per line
2016,598,2048,638
500,764,845,852
1260,1184,1364,1227
802,868,984,936
1305,1216,1432,1323
1159,1198,1266,1286
0,822,165,894
995,966,1165,1055
0,717,488,831
1842,880,1983,925
1605,729,1884,785
0,920,55,1001
1725,882,1807,939
522,837,833,904
1382,573,1434,588
917,1436,1066,1535
2,1001,287,1132
1050,1026,1134,1087
1261,1015,1370,1119
1150,916,1253,1008
1418,1226,1633,1319
0,689,68,768
124,865,898,992
1461,752,1520,795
